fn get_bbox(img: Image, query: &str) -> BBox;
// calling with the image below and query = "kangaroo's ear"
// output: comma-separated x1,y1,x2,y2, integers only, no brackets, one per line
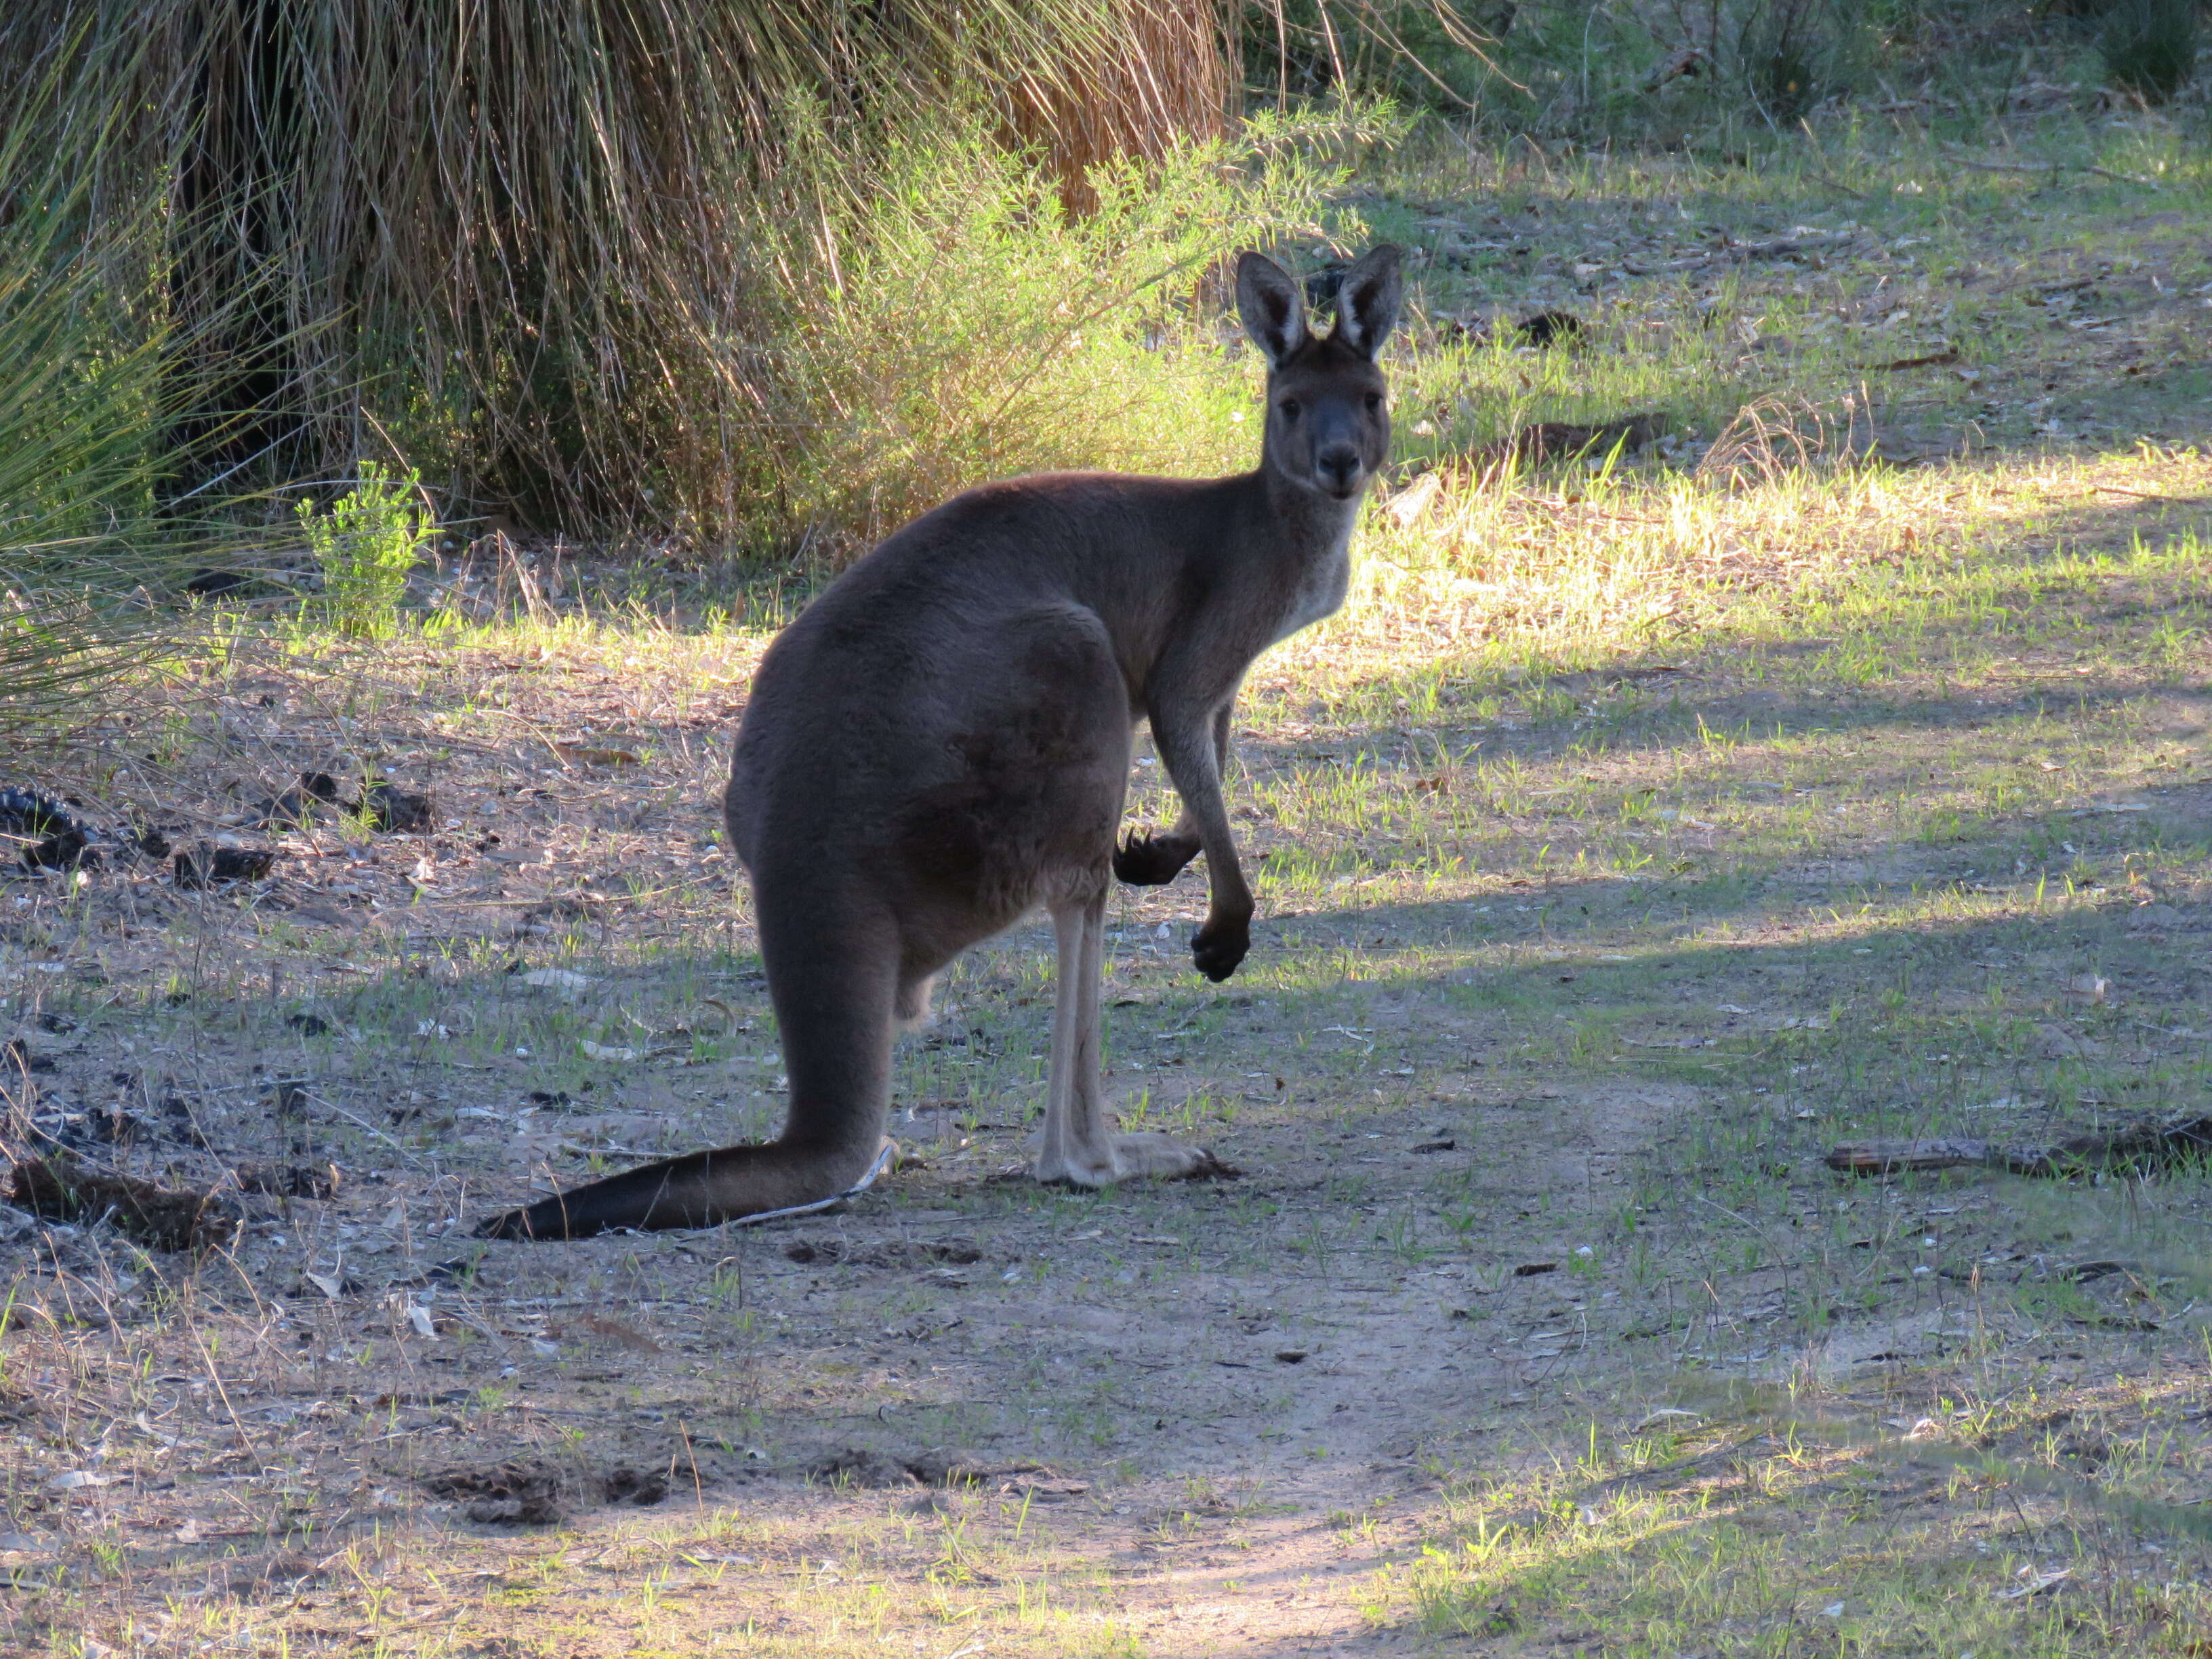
1332,245,1404,359
1235,251,1309,368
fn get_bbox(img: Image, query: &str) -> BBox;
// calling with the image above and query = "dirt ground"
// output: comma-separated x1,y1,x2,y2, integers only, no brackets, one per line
6,561,2212,1655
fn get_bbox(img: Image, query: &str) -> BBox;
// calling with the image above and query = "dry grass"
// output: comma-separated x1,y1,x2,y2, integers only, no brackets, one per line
1005,1,1236,216
4,0,1249,543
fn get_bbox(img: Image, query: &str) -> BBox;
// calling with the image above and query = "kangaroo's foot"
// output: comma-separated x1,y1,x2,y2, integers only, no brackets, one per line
1113,830,1202,886
1033,1132,1238,1187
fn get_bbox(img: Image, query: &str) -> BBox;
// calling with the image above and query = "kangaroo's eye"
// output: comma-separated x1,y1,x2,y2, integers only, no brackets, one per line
1365,393,1385,413
1278,399,1301,422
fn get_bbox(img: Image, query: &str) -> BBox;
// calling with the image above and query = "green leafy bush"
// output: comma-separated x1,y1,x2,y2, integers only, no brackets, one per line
295,464,430,638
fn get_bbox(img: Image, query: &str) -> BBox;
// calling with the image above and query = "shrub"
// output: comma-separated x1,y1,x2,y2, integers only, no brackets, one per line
1742,1,1830,122
2098,0,2200,102
12,0,1246,544
295,464,431,638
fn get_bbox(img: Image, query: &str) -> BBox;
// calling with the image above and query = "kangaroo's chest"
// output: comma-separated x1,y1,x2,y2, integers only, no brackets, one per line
1270,539,1352,646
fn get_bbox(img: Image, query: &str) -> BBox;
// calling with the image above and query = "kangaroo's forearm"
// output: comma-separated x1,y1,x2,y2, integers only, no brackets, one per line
1165,697,1235,840
1153,705,1254,981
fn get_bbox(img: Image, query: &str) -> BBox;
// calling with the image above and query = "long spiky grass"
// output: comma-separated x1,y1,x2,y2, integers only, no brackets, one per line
8,0,1543,587
743,107,1369,556
6,3,1477,559
0,18,283,731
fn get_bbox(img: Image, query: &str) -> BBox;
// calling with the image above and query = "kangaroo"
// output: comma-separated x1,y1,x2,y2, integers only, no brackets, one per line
478,245,1402,1240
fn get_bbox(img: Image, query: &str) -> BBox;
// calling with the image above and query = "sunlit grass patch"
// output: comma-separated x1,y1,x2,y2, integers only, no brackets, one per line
1371,1377,2212,1657
1263,449,2212,716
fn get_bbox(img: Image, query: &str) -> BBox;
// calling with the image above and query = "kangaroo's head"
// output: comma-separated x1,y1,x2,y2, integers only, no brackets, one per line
1235,245,1403,503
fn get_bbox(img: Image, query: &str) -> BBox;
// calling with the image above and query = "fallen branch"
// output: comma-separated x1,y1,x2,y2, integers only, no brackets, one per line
10,1153,242,1251
1641,44,1708,93
2091,483,2189,504
1720,230,1858,261
1826,1138,1988,1174
1827,1114,2212,1179
1468,413,1669,475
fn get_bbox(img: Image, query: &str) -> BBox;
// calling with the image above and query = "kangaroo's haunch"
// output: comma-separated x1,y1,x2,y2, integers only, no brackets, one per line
478,246,1404,1240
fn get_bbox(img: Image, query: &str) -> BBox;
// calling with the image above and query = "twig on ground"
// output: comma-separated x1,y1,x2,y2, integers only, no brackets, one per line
1941,149,2160,189
1871,348,1961,371
2091,483,2188,503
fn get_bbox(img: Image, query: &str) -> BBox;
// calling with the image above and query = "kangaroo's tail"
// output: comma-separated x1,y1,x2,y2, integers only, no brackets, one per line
478,889,897,1240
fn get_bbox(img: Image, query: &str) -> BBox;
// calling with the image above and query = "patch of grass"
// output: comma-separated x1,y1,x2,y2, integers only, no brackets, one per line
1380,1379,2212,1654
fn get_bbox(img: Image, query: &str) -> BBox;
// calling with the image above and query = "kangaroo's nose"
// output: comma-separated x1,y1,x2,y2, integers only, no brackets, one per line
1317,447,1361,495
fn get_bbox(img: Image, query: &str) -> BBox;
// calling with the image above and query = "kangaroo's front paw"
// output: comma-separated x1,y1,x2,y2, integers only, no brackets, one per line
1114,830,1201,886
1190,915,1250,981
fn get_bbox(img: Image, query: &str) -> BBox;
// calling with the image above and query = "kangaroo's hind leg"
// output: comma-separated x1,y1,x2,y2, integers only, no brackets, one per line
1033,893,1115,1184
1033,890,1235,1186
